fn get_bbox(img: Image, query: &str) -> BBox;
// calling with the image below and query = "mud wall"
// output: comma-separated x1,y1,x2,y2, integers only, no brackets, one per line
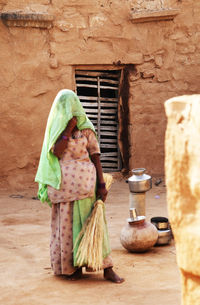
0,0,199,190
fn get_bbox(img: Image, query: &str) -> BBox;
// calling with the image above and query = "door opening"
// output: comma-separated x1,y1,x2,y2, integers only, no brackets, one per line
75,69,122,172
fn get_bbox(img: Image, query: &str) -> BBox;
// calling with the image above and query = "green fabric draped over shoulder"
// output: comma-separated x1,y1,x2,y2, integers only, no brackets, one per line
35,89,96,206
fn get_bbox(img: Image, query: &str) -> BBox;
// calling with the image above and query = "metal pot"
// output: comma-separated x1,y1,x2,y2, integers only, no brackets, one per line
156,229,172,245
151,216,169,230
127,168,152,193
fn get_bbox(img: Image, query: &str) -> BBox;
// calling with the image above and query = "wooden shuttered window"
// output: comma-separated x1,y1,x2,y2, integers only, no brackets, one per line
75,70,122,172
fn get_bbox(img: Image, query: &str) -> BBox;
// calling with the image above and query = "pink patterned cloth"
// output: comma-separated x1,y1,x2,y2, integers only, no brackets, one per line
50,202,113,275
50,202,75,275
48,129,113,275
48,129,99,203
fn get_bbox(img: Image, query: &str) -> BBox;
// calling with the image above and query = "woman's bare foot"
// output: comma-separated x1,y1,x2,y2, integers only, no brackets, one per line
66,268,82,281
104,267,124,284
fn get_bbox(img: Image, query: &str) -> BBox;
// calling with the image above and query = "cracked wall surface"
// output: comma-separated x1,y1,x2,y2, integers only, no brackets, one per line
0,0,200,190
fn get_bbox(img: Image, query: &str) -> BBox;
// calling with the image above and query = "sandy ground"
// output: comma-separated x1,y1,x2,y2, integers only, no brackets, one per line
0,179,181,305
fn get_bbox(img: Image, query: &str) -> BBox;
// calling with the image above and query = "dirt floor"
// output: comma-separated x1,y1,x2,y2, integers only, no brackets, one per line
0,178,181,305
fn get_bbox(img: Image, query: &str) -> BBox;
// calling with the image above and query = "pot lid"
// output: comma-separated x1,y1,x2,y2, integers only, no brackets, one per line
128,208,146,223
128,215,146,224
132,168,146,175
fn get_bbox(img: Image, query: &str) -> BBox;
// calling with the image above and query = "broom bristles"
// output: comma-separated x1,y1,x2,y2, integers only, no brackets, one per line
74,173,113,271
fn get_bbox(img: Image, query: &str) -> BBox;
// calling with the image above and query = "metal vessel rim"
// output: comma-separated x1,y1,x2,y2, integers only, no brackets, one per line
128,174,151,181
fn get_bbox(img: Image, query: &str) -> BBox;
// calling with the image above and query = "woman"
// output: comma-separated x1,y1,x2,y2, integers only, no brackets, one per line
35,89,124,283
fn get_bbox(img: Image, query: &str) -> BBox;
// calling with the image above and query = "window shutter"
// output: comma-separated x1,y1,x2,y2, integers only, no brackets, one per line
75,70,122,172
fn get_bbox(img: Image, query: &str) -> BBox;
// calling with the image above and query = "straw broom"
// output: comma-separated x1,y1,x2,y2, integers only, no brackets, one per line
74,173,113,271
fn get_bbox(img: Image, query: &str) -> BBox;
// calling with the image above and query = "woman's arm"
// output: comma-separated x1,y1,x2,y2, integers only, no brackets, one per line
53,117,77,159
90,153,108,202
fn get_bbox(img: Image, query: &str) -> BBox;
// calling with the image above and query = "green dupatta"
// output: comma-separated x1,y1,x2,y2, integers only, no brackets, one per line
35,89,95,206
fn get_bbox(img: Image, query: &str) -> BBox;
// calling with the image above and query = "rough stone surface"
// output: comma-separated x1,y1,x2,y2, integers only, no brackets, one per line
0,1,200,189
165,95,200,305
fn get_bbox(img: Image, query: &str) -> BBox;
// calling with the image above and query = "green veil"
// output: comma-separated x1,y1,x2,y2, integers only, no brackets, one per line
35,89,95,206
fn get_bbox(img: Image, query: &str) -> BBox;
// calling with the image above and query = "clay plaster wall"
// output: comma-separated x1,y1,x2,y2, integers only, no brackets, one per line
0,0,200,190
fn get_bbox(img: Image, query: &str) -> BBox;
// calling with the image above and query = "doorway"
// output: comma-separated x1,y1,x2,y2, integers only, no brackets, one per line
75,69,122,172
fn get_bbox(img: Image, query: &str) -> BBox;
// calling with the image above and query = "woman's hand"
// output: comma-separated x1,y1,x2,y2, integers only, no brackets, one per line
53,116,77,158
63,117,77,135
